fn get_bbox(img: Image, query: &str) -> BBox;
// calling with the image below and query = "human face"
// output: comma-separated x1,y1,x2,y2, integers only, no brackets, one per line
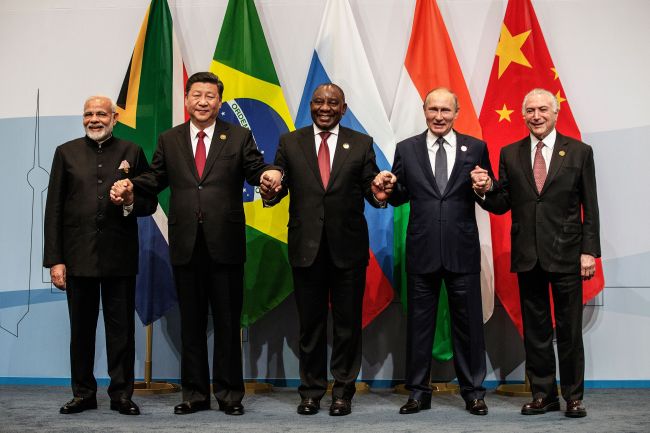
185,82,222,129
83,97,117,142
523,93,558,140
423,90,458,137
310,85,347,130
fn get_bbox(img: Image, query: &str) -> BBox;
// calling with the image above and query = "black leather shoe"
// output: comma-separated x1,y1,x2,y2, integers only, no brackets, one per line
110,399,140,415
521,397,560,415
297,398,320,415
59,396,98,414
173,400,210,415
399,398,431,414
329,397,351,416
465,399,488,415
217,400,244,416
565,400,587,418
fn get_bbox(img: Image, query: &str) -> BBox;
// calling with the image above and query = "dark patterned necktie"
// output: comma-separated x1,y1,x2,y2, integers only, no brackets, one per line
434,136,448,193
533,141,546,193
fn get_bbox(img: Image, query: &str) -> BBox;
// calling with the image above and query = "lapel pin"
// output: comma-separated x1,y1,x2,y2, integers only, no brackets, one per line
220,134,227,140
559,150,566,157
460,145,467,152
342,143,350,149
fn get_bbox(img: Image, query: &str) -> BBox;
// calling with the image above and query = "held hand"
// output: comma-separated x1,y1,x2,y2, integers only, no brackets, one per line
50,264,66,290
259,170,283,200
110,179,134,205
580,254,596,280
470,166,492,195
372,171,397,202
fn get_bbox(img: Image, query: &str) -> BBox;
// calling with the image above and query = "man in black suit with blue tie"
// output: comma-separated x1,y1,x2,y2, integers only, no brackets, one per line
378,87,493,416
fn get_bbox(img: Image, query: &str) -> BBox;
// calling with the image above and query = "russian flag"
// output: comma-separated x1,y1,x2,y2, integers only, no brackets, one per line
295,0,395,327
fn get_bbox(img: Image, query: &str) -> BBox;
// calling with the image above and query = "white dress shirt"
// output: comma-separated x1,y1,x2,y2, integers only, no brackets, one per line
427,129,456,178
190,121,217,157
530,128,556,169
313,124,339,167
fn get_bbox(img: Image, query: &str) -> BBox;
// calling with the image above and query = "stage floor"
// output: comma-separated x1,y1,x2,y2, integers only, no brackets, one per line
1,386,648,433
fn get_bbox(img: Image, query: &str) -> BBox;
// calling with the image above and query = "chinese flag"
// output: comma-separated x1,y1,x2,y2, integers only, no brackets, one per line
478,0,605,334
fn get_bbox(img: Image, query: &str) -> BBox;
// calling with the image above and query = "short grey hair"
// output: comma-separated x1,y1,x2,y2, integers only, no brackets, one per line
522,88,558,114
84,95,117,113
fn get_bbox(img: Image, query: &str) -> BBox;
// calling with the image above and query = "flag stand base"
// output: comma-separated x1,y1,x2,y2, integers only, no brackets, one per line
134,381,181,395
326,381,370,394
134,324,181,395
394,382,459,395
245,380,273,394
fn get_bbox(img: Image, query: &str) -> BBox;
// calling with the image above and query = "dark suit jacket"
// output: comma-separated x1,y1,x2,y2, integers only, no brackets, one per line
483,132,600,274
389,130,494,275
43,136,156,277
270,125,381,268
132,119,275,266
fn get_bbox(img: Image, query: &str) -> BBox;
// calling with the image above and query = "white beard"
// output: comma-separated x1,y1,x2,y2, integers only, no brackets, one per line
85,123,113,142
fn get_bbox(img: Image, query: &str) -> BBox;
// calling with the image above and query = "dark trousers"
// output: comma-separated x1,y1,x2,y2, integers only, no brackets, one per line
405,270,486,402
173,228,244,404
66,276,135,401
292,235,366,401
518,263,585,401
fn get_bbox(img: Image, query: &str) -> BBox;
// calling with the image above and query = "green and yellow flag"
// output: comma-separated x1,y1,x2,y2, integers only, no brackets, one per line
211,0,295,326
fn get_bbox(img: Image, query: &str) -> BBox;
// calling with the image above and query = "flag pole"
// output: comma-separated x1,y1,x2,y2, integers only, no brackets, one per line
242,327,273,394
134,323,180,395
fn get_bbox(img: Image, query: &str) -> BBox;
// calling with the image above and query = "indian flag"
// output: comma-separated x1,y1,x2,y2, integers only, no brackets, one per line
210,0,294,327
390,0,495,360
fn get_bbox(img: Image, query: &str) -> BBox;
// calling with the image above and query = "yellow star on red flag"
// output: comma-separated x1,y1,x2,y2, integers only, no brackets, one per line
495,24,532,78
495,104,515,122
555,90,567,107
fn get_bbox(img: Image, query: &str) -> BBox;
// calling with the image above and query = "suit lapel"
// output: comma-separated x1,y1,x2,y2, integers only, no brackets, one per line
298,127,324,189
414,131,440,196
541,132,568,194
178,122,199,180
328,127,353,189
444,131,467,196
518,137,538,194
201,119,229,181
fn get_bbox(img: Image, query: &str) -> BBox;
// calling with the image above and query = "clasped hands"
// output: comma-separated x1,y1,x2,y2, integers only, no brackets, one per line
259,169,283,200
372,171,397,202
110,179,134,205
470,166,492,195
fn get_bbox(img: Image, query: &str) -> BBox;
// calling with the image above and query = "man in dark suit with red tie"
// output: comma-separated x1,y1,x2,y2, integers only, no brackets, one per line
472,88,600,418
112,72,282,416
263,83,390,416
378,87,492,416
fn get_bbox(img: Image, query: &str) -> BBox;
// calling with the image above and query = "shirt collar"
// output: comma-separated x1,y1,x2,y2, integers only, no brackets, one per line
530,128,557,152
313,123,340,137
427,129,456,148
190,120,217,141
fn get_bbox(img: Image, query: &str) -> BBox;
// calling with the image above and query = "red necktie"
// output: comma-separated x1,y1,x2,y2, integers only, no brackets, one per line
195,130,207,178
317,131,331,188
533,141,546,193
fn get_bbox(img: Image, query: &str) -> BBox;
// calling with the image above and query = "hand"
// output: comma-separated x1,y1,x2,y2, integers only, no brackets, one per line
110,179,134,205
470,165,492,195
259,169,283,200
372,170,397,202
580,254,596,280
50,264,66,290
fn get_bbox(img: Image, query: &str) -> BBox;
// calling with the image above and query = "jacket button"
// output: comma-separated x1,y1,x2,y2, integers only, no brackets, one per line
97,195,104,200
97,179,103,184
198,185,203,190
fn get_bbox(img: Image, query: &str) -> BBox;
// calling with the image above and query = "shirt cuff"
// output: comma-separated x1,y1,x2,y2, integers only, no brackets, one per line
123,202,134,216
